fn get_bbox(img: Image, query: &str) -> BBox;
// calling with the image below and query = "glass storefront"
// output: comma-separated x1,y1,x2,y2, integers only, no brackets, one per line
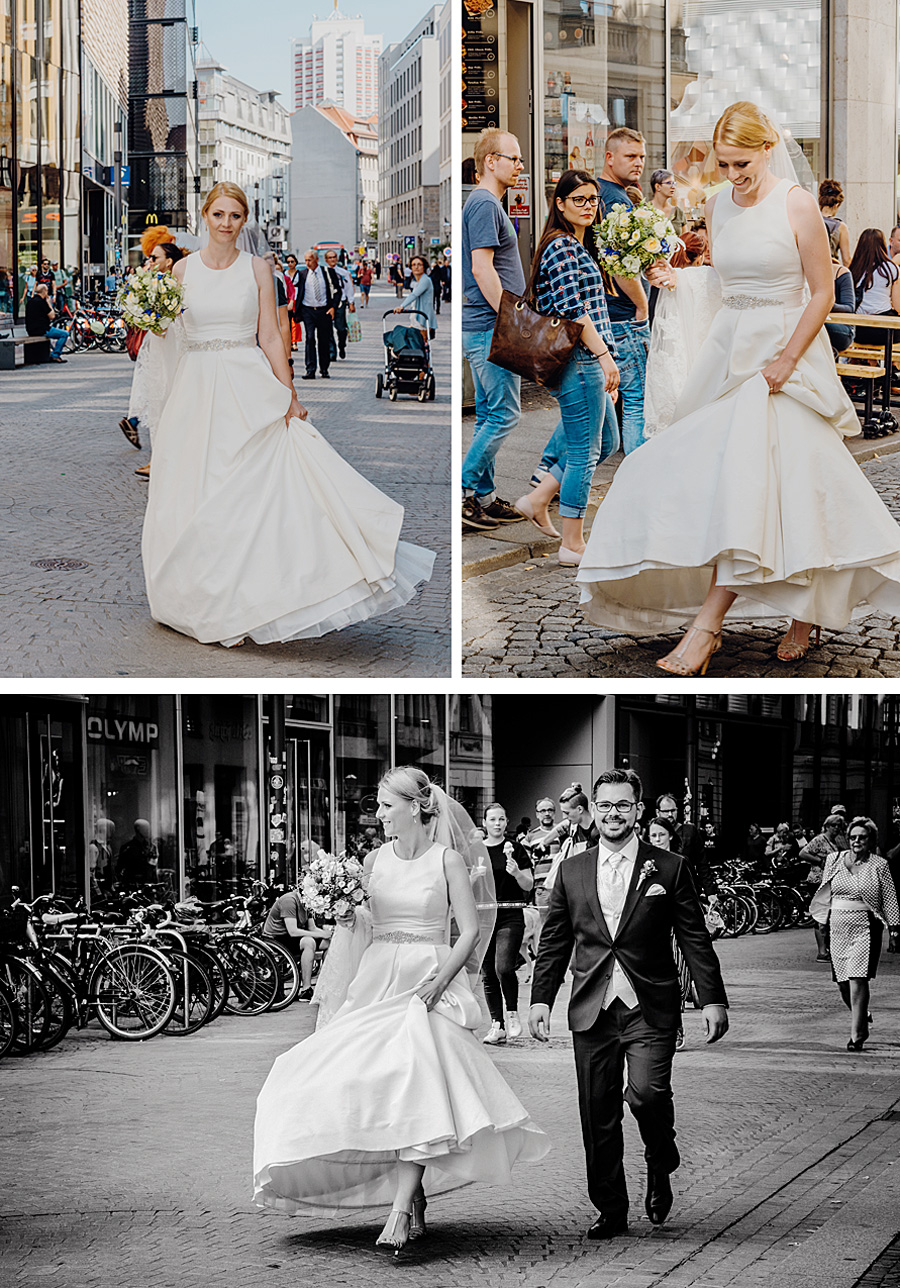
85,696,179,898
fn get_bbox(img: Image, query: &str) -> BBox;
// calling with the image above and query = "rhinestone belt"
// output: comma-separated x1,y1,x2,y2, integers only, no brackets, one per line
373,930,442,944
722,294,791,310
183,336,257,351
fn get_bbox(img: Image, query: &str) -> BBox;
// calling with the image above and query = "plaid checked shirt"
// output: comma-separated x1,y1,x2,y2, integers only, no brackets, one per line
534,235,617,357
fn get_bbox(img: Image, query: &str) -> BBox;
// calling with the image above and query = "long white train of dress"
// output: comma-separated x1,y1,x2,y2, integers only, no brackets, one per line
253,842,549,1217
141,251,434,646
578,179,900,633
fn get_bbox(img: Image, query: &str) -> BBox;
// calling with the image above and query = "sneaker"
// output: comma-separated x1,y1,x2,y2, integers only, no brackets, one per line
482,1021,507,1045
482,496,524,524
298,986,314,1001
506,1011,522,1039
462,496,500,531
675,1026,685,1052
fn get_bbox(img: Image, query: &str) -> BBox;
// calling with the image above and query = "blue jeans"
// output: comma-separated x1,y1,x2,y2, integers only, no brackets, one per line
462,327,520,499
540,388,620,514
46,326,68,358
611,319,650,454
542,352,618,518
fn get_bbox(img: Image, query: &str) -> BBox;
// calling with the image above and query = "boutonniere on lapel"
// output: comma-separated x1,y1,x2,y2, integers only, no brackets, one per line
637,858,658,888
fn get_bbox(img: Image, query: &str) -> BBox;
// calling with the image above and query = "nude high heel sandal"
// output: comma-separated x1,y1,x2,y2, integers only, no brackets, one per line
776,623,821,662
409,1192,428,1240
656,626,722,677
376,1210,411,1258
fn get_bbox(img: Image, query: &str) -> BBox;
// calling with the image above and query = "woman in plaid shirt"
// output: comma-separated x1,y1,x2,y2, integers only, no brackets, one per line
513,170,620,565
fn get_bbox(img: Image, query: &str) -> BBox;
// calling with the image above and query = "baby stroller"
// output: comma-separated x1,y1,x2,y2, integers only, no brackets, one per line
376,309,436,402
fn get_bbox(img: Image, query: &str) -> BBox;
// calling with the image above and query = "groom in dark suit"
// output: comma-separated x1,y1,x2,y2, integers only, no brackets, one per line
529,768,729,1238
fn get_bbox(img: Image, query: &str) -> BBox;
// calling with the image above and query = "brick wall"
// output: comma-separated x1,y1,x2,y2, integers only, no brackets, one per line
82,0,130,109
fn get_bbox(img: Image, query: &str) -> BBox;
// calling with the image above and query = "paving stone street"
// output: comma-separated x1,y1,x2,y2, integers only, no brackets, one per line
3,930,900,1288
462,388,900,679
0,284,450,678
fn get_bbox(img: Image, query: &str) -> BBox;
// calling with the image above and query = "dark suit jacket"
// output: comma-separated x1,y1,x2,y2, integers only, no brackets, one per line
530,841,728,1031
296,265,341,313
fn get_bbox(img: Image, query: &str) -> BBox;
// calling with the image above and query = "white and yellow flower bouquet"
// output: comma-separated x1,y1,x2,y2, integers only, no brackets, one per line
118,266,184,335
301,849,368,922
595,202,679,279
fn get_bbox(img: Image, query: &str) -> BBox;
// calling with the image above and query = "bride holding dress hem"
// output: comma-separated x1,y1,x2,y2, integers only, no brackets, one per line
141,181,434,648
253,766,550,1258
577,101,900,676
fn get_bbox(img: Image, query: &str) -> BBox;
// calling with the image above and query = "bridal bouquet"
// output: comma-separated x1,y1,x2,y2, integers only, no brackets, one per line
118,266,184,336
301,849,368,921
595,202,678,279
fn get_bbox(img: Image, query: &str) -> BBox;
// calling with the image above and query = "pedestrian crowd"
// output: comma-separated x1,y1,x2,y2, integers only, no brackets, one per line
462,124,900,545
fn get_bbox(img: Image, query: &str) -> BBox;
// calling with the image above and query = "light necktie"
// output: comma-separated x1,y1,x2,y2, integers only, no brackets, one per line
607,855,625,904
314,269,325,306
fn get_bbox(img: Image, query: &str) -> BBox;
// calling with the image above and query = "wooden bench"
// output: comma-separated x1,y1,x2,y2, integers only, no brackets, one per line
0,335,52,370
836,361,887,436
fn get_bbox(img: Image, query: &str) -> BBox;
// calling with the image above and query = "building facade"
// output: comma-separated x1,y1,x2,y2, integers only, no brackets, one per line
437,0,452,249
289,102,376,255
0,0,81,318
81,0,129,292
462,0,900,266
291,8,382,119
127,0,199,251
377,4,442,265
3,694,898,907
196,54,291,253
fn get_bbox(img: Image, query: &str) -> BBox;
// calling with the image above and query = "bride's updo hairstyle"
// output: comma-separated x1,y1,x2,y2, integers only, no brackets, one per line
201,181,250,224
712,101,779,152
379,766,441,825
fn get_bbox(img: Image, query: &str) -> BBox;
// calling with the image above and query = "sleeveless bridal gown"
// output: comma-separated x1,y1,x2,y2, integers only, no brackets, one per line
578,179,900,632
253,842,549,1217
141,251,434,646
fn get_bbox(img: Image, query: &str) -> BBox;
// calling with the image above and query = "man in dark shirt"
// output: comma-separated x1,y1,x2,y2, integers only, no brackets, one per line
597,128,650,453
25,283,69,361
262,885,332,999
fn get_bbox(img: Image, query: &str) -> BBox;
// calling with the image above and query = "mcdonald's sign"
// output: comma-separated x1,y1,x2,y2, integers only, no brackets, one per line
145,213,159,225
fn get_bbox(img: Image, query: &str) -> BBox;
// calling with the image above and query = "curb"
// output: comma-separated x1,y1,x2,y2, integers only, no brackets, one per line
463,433,900,580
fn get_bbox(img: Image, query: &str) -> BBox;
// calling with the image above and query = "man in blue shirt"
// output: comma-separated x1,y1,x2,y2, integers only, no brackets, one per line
461,129,528,532
597,128,650,454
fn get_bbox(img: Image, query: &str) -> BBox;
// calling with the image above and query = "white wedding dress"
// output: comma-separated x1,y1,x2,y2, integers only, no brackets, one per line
141,251,434,646
578,179,900,632
253,841,549,1217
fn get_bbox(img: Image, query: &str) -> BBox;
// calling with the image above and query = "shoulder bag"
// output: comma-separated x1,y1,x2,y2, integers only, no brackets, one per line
488,235,585,387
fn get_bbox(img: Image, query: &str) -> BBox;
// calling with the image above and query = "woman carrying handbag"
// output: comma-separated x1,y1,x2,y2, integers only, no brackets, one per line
510,170,620,566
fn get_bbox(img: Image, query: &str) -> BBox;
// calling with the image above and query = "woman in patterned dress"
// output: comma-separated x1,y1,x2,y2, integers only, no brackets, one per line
815,818,900,1050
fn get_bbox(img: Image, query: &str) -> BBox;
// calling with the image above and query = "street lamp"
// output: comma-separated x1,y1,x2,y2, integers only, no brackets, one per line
254,181,260,223
113,120,123,275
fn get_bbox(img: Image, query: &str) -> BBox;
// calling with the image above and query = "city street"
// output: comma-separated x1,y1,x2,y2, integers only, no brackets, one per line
463,388,900,677
3,929,899,1288
0,283,450,678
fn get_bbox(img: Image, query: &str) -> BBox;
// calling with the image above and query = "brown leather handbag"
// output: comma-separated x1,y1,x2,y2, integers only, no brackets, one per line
488,288,584,388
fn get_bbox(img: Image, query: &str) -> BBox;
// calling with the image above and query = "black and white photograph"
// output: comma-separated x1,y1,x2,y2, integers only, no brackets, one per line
3,691,900,1288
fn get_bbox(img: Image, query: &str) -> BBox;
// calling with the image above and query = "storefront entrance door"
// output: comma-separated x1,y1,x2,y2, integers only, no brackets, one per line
26,705,84,902
286,730,331,885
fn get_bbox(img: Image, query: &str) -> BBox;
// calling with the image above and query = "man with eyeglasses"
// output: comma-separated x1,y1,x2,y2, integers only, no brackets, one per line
461,128,528,532
529,768,728,1240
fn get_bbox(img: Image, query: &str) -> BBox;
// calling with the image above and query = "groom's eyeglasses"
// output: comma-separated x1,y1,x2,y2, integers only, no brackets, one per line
594,801,637,815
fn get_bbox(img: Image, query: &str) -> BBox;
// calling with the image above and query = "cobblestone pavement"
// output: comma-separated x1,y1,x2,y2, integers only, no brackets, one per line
3,931,899,1288
464,450,900,679
0,285,450,678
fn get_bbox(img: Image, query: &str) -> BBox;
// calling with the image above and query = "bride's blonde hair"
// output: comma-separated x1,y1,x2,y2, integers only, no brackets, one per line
201,181,249,222
713,102,779,151
379,766,441,824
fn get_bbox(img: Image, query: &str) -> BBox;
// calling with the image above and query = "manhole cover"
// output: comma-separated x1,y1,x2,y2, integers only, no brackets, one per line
31,558,90,571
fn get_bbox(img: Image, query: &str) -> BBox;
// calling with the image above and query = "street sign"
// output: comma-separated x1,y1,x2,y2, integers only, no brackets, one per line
121,165,130,185
430,236,440,246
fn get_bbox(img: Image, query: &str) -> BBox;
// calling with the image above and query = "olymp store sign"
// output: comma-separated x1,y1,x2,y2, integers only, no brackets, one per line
87,717,160,747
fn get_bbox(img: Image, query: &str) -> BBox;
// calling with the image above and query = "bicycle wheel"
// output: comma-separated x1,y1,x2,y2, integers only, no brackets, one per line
0,981,18,1058
190,944,230,1021
32,957,75,1051
90,944,176,1039
161,949,214,1036
753,889,783,934
219,936,279,1015
1,957,51,1054
263,938,302,1012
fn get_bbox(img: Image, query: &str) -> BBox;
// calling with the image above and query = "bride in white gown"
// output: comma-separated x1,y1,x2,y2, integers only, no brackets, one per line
253,767,549,1258
141,181,434,647
578,102,900,675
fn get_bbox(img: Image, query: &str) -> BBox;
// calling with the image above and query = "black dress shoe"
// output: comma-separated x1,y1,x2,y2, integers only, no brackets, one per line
320,371,330,378
301,373,315,380
645,1167,673,1224
587,1213,628,1239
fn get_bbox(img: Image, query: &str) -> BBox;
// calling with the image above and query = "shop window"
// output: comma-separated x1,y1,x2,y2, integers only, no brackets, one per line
449,695,494,824
86,696,179,899
0,712,32,897
335,695,390,857
394,696,446,782
181,696,261,901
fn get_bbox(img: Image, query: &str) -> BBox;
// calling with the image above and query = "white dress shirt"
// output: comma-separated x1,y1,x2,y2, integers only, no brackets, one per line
595,833,640,1011
302,266,327,307
333,263,355,304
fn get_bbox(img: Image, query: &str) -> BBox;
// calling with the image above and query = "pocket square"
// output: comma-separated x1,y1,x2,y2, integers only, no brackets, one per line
644,883,666,896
